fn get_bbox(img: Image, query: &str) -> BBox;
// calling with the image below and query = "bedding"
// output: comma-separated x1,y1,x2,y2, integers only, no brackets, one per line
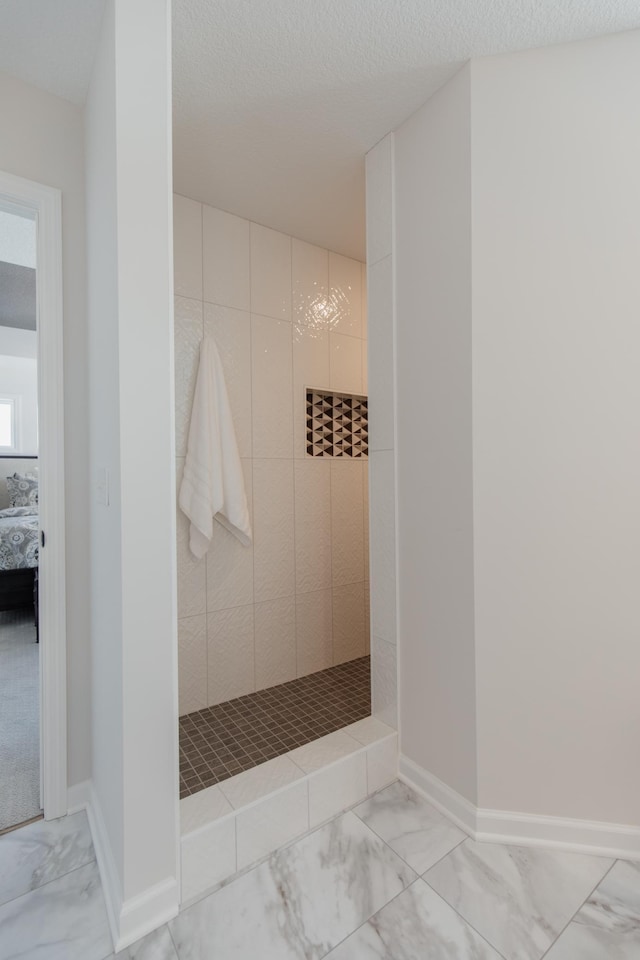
5,473,39,508
0,507,39,571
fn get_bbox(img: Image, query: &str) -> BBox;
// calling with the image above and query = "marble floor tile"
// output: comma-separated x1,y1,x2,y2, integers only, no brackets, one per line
353,781,466,873
425,839,612,960
544,920,640,960
0,810,95,907
169,810,416,960
544,860,640,960
107,925,178,959
0,860,112,960
574,860,640,933
326,879,502,959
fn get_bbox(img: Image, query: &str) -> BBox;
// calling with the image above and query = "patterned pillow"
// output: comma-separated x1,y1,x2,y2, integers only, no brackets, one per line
5,473,38,508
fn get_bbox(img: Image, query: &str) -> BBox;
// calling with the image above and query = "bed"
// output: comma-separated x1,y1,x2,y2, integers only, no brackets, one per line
0,466,39,635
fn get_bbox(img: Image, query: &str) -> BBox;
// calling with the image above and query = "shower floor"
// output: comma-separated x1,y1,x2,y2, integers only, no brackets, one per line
179,656,371,798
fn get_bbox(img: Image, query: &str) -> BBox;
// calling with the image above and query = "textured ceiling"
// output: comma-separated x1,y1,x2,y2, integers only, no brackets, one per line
172,0,640,259
1,2,638,260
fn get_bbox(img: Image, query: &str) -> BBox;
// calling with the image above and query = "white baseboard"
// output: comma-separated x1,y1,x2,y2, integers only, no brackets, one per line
67,779,179,951
398,756,476,836
399,754,640,861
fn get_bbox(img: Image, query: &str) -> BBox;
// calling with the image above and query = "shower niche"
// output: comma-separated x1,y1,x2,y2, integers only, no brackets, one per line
306,389,368,459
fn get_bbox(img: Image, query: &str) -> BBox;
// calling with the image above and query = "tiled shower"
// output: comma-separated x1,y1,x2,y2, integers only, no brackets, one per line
173,195,371,794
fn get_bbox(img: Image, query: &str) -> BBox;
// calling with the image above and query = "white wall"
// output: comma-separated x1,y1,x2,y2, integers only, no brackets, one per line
174,196,369,718
85,0,124,896
85,0,179,945
0,68,90,788
0,352,38,453
393,65,477,802
387,30,640,830
472,31,640,824
365,135,399,729
0,325,37,359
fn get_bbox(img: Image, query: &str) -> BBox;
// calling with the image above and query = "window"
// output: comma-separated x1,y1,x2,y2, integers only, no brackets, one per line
0,397,17,451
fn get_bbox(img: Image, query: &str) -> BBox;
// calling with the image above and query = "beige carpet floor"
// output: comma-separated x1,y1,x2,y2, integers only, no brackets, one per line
0,608,40,832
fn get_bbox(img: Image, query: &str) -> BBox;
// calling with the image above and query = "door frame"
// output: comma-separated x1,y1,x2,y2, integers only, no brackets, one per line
0,169,67,820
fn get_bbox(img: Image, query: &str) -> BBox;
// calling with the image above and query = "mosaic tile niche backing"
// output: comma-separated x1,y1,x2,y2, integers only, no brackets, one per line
306,390,368,458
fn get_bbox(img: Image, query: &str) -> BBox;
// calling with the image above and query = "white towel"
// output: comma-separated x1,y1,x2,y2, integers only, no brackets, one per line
179,337,252,558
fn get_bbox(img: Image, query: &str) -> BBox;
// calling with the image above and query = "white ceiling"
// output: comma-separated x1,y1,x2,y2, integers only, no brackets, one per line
172,0,640,260
0,0,106,104
1,2,639,260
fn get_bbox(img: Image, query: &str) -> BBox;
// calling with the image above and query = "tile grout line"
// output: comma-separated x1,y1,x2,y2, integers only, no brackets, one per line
317,878,422,959
177,779,401,914
421,875,511,960
420,868,510,960
0,849,98,913
537,858,618,960
349,790,467,880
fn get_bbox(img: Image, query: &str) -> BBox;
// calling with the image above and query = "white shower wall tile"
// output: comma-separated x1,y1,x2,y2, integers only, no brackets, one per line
363,460,370,580
333,581,366,665
203,205,250,311
251,315,293,458
178,615,208,715
372,634,398,728
292,238,328,325
292,320,330,459
289,730,362,774
250,222,292,321
181,785,233,834
367,255,394,452
253,458,295,603
362,337,368,393
207,605,255,706
361,262,368,339
181,815,236,903
330,331,363,395
176,455,207,619
236,780,309,871
206,459,254,612
205,522,255,614
329,251,363,339
308,751,367,827
173,195,203,300
175,197,372,707
220,755,305,809
369,449,396,645
174,296,203,459
366,734,398,793
331,460,365,587
204,303,252,458
254,596,297,689
295,589,333,677
364,581,371,655
294,459,332,594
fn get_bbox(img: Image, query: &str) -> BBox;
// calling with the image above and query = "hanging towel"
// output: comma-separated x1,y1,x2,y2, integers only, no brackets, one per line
179,337,252,558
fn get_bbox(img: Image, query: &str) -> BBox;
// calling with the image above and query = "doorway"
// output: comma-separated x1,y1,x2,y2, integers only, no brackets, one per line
0,171,67,830
0,203,40,832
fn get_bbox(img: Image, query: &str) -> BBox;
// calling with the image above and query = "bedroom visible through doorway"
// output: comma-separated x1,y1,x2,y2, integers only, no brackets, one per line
0,205,41,833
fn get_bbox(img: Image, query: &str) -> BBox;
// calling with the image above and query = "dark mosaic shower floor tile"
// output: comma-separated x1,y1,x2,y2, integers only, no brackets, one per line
179,656,371,798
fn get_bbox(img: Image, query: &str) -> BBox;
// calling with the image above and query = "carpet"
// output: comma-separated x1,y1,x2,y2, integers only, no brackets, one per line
0,609,40,832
